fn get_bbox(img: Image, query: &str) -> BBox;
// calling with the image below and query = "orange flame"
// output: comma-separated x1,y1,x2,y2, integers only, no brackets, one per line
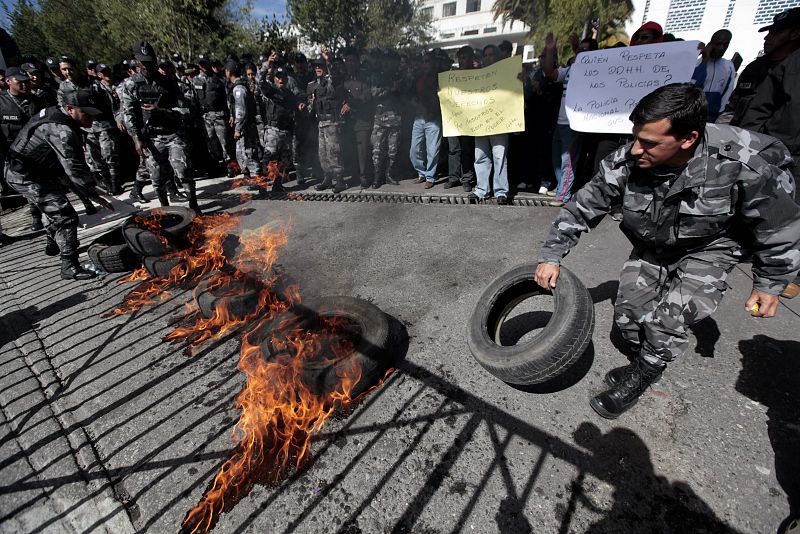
231,161,284,201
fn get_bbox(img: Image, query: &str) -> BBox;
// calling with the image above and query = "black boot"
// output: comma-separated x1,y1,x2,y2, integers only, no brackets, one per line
45,236,60,256
315,179,332,191
590,359,664,419
332,180,347,194
605,361,661,388
0,233,16,247
129,181,146,203
83,201,97,215
108,174,123,196
157,189,170,207
183,181,201,213
272,174,285,192
60,254,95,280
167,180,187,202
30,204,44,231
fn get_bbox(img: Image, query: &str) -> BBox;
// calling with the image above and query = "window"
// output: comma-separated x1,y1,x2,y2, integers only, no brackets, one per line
466,0,481,13
483,26,497,33
420,6,433,19
665,0,706,32
441,32,455,38
754,0,795,25
442,2,456,17
463,29,479,35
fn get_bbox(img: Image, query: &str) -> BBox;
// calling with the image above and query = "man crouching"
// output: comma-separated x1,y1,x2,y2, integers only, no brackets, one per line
535,84,800,418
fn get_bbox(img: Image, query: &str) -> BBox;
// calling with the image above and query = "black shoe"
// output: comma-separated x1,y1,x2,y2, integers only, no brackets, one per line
333,183,347,193
372,182,383,189
590,359,663,419
31,218,44,231
45,237,60,256
462,184,472,192
129,184,146,203
169,190,188,202
604,360,661,388
467,193,484,204
315,181,332,191
443,181,458,189
360,179,371,189
83,203,97,215
61,263,96,280
496,195,508,205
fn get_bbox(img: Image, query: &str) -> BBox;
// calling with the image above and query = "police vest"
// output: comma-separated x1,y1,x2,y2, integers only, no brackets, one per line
197,74,228,113
264,88,294,130
313,78,340,120
6,107,78,175
0,93,41,151
131,74,181,133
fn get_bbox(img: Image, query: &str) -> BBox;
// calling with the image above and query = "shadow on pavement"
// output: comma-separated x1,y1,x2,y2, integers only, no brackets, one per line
736,335,800,524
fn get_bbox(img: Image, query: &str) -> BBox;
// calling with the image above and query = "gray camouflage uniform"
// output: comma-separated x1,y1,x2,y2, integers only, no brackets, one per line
231,78,261,176
538,124,800,366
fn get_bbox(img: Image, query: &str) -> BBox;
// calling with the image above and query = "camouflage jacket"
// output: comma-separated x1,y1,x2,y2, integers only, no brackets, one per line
120,72,189,138
538,124,800,294
230,78,256,134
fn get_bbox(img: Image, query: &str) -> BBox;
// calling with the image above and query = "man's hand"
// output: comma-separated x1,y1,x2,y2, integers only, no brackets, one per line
544,32,557,52
92,194,115,212
535,262,560,290
117,122,127,133
745,289,780,318
228,116,235,127
340,102,351,115
233,130,241,141
132,136,146,157
568,32,580,53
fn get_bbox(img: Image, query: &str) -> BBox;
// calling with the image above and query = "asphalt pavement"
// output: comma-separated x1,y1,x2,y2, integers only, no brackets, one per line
1,174,798,533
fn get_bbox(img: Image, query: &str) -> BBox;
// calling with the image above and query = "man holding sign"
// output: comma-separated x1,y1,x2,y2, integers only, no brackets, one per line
534,84,800,419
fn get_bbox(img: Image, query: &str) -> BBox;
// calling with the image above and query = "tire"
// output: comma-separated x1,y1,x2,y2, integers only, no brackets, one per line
257,296,392,399
468,264,594,385
122,206,197,257
194,271,263,319
86,227,142,273
143,255,186,279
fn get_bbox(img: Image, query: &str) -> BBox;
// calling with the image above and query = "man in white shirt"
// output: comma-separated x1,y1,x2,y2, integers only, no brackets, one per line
692,29,737,122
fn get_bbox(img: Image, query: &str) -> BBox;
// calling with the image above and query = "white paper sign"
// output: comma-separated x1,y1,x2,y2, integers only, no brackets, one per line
565,41,700,134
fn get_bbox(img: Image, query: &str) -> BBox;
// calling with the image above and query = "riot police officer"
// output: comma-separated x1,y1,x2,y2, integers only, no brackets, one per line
194,55,235,177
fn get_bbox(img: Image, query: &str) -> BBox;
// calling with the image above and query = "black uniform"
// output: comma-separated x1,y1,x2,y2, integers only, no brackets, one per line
193,71,234,168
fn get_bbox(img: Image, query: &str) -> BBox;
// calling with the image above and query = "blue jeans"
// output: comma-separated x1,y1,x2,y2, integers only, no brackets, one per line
473,134,509,199
551,124,581,202
409,117,442,182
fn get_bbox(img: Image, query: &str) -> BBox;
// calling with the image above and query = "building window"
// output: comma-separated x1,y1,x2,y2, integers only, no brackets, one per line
466,0,481,13
723,0,736,27
641,0,651,24
463,29,479,35
484,26,497,33
754,0,794,25
665,0,706,32
442,2,456,17
441,32,455,39
420,6,433,19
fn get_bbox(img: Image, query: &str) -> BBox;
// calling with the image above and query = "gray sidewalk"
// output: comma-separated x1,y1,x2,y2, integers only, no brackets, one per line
1,175,798,533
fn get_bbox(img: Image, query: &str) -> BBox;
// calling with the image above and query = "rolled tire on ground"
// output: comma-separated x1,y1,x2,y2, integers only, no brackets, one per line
122,206,197,257
259,296,392,400
195,271,264,319
143,255,187,279
86,227,142,273
468,264,594,385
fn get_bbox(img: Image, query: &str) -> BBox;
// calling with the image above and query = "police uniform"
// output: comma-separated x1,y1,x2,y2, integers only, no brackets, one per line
4,94,105,280
311,73,348,192
370,66,403,187
230,76,261,177
193,63,234,172
121,42,197,210
259,71,296,189
539,125,800,368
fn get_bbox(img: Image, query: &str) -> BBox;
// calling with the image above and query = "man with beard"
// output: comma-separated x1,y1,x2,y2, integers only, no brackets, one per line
692,29,736,122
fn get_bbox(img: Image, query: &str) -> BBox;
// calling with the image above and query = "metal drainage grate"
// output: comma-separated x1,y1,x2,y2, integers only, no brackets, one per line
227,189,562,207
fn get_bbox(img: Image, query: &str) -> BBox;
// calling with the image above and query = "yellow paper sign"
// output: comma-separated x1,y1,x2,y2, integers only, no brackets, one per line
438,55,525,137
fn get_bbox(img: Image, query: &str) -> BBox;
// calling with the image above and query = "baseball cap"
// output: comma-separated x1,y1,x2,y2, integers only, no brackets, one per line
759,7,800,32
273,67,288,78
61,89,103,115
5,67,30,81
86,60,97,69
21,62,39,73
96,63,111,73
132,40,156,62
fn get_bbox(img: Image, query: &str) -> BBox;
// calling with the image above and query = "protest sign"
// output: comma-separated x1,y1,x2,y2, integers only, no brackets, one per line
438,56,525,137
565,41,700,134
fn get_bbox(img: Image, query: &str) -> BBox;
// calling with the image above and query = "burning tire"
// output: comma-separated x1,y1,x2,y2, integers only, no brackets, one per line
143,255,186,279
260,296,392,399
195,272,264,319
468,264,594,385
86,227,142,273
122,206,197,257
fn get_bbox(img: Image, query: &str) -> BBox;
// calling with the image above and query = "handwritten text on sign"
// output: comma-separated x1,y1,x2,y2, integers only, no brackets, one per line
565,41,700,134
438,56,525,137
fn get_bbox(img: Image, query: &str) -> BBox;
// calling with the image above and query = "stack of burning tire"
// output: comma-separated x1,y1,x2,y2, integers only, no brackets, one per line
120,206,197,277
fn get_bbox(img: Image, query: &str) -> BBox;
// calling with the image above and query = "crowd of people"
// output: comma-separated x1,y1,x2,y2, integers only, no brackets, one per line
0,9,798,285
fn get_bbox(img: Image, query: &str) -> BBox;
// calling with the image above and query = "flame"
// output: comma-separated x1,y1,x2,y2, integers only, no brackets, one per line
231,161,284,201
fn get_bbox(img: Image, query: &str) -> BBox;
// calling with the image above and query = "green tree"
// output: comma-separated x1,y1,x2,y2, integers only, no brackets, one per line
365,0,432,50
287,0,366,53
493,0,632,61
257,15,296,55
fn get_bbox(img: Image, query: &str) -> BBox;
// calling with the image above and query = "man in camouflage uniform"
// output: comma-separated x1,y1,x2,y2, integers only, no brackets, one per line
370,50,403,188
259,67,296,191
225,62,261,178
121,41,199,211
4,89,113,279
194,56,235,177
535,84,800,419
86,64,123,195
310,57,349,193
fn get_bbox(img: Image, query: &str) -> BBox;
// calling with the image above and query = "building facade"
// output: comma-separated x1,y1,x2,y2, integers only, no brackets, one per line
421,0,532,53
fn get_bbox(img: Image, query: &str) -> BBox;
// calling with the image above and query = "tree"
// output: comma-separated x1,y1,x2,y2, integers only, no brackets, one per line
258,15,296,55
365,0,432,50
493,0,633,61
287,0,366,53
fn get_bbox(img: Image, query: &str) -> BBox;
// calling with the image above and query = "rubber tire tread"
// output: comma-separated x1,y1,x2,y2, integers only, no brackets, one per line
122,206,197,257
467,264,594,385
195,272,262,319
143,255,185,278
86,227,142,273
261,296,392,399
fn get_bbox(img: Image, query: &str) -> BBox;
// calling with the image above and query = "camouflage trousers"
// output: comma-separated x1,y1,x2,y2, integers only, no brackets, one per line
371,111,401,183
262,125,292,174
87,125,122,187
4,168,78,256
145,133,190,194
236,124,262,176
318,120,344,184
203,111,233,164
614,248,742,365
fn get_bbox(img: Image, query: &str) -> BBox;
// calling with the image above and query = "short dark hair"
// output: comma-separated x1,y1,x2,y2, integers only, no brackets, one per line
581,38,599,51
457,45,473,57
226,62,242,77
629,83,707,138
